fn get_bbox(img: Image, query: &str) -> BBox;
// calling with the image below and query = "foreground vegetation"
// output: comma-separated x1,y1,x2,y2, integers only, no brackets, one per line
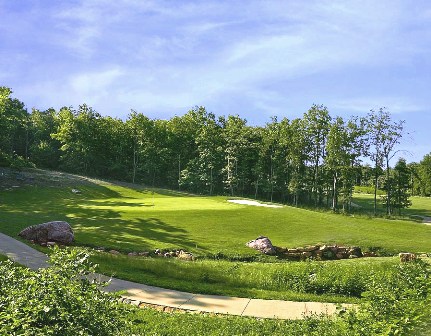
1,248,430,336
94,253,399,303
0,248,130,335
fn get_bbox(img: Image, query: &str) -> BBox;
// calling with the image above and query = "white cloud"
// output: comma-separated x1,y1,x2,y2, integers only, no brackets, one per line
332,98,426,114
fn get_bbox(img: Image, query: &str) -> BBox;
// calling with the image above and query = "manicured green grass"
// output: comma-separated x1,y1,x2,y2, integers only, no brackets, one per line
353,192,431,218
2,173,431,303
127,307,343,336
1,182,431,255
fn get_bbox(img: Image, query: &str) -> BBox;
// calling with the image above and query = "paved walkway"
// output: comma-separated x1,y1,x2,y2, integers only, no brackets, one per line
411,215,431,225
0,232,349,319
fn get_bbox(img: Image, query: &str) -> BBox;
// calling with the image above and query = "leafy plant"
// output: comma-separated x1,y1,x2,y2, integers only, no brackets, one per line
345,259,431,335
0,247,131,336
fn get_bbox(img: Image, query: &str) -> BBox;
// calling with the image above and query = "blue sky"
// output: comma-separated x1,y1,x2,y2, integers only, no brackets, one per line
1,0,430,162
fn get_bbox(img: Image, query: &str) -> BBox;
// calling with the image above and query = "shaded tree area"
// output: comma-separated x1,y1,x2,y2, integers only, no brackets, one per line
0,86,422,215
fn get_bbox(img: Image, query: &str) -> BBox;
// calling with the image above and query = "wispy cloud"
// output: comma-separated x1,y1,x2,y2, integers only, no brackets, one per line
332,97,426,115
2,1,431,132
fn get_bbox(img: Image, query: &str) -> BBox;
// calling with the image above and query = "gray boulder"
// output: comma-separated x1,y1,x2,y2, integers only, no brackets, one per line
246,236,276,255
19,221,74,245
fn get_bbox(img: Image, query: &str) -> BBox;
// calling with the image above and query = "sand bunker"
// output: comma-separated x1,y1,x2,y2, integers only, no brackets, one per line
227,199,283,208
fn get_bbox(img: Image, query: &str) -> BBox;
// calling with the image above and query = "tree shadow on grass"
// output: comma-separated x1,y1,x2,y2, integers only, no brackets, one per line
75,216,203,253
107,180,199,198
0,183,203,253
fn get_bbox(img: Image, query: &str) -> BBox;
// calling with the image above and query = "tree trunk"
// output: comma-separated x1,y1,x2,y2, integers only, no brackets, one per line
385,156,391,215
373,159,378,216
332,172,337,211
209,167,213,196
178,154,181,191
270,155,274,202
132,142,137,184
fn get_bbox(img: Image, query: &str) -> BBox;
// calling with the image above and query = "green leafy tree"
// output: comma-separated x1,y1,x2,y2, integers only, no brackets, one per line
287,118,308,206
180,107,223,195
417,153,431,196
390,158,412,215
326,117,366,211
366,108,405,216
222,115,248,196
0,86,29,163
28,108,61,169
302,104,332,206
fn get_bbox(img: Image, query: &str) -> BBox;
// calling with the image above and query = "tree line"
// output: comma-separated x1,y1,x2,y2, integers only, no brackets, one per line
1,86,430,215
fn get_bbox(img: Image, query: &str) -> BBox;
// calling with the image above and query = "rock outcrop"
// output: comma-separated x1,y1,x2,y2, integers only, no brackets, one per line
19,221,74,245
246,236,276,255
399,252,416,262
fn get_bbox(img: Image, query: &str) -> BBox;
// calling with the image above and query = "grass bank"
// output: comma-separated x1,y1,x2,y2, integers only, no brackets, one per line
94,253,400,303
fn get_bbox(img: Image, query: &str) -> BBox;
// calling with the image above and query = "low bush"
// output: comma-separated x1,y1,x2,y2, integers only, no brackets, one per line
0,247,131,336
344,259,431,335
0,150,35,169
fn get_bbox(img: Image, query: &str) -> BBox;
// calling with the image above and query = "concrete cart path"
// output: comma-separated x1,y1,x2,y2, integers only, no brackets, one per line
411,215,431,225
0,232,348,320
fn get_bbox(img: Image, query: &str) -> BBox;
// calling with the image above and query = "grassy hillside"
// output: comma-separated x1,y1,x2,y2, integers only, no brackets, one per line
353,192,431,218
1,169,431,255
2,168,431,303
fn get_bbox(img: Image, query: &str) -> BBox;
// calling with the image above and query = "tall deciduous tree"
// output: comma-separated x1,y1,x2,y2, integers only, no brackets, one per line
390,158,412,215
222,115,248,196
28,108,61,168
366,108,405,215
303,104,331,206
0,87,28,160
417,153,431,196
287,118,307,206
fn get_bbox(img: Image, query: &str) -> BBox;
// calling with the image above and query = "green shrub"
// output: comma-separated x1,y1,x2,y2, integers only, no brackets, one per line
345,259,431,335
0,247,131,336
0,150,35,169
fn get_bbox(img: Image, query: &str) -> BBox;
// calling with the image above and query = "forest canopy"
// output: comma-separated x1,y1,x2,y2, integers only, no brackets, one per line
1,86,430,214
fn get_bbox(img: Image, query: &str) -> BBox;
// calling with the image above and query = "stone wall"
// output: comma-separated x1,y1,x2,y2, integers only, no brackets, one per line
275,244,372,260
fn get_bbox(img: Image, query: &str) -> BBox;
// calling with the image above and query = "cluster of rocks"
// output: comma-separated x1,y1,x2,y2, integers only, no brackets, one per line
246,236,376,260
276,245,366,260
99,247,194,261
18,221,74,246
398,252,422,262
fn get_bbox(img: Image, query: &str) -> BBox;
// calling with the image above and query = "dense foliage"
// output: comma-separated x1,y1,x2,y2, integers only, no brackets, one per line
344,259,431,335
2,249,430,335
2,85,428,214
0,247,130,336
